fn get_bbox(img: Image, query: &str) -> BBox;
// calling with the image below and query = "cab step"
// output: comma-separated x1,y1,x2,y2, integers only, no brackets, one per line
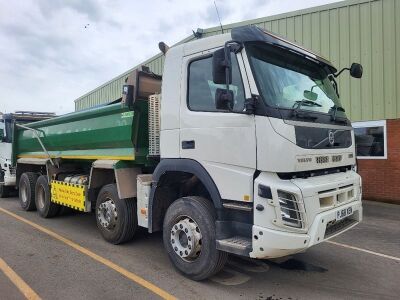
216,236,252,256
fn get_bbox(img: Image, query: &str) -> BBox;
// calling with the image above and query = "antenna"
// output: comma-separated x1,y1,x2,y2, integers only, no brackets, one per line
214,0,224,33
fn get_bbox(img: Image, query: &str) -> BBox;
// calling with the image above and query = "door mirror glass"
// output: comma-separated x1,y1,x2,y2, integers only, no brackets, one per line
215,88,234,110
350,63,363,78
212,48,232,85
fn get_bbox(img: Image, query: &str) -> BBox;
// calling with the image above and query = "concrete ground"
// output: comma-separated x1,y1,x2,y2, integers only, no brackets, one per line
0,197,398,300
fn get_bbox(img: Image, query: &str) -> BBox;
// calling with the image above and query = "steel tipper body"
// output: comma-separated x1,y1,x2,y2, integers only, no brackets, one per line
14,102,149,164
15,25,363,281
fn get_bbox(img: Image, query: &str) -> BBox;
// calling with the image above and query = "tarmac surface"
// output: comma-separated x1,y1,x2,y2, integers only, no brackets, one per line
0,197,399,300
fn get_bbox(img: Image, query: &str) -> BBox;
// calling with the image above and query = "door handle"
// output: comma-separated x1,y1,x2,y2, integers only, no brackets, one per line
182,140,195,149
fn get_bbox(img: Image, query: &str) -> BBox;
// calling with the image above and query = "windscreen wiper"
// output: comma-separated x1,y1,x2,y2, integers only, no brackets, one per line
330,105,345,121
291,99,322,120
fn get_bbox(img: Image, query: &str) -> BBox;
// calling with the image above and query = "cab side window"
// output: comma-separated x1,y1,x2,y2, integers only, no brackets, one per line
188,53,245,112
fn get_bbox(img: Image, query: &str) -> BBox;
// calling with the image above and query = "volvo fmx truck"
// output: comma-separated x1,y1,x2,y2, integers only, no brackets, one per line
10,26,363,280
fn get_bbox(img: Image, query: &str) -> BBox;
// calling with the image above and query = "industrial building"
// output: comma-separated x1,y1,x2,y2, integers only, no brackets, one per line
74,0,400,204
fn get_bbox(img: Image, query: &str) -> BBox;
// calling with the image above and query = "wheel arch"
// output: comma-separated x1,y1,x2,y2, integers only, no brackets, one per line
149,158,222,232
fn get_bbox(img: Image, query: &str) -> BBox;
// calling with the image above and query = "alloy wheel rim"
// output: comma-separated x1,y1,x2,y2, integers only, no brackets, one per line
37,185,45,209
97,198,118,230
170,217,202,262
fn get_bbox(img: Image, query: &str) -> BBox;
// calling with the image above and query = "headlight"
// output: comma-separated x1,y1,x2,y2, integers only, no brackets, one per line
277,190,304,228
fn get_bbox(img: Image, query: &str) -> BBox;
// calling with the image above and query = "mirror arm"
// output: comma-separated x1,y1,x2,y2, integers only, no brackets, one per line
328,74,340,98
223,42,233,110
333,67,350,78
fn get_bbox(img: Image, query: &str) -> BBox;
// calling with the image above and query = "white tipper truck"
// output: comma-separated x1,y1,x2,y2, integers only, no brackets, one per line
0,111,55,197
150,25,362,279
10,25,363,281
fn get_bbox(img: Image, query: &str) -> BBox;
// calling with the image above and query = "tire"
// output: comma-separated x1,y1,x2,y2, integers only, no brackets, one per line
163,196,228,281
35,175,60,218
19,172,38,211
0,185,10,198
96,184,137,245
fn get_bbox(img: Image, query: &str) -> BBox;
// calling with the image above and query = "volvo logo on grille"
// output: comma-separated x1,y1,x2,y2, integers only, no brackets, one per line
328,130,335,146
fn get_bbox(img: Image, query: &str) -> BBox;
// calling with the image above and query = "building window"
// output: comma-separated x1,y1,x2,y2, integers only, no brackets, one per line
352,120,387,159
187,54,245,112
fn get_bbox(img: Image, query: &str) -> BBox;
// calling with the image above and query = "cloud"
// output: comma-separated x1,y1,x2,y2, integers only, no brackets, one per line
0,0,342,114
37,0,103,22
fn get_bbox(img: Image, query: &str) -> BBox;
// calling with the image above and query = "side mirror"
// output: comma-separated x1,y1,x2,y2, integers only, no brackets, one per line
212,48,232,85
350,63,363,78
215,88,234,110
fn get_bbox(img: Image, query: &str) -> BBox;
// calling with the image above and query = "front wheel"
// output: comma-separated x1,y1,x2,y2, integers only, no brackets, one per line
96,184,138,244
163,196,228,281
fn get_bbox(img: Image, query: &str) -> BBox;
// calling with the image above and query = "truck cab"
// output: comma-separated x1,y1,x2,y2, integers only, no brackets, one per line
154,25,362,267
0,111,55,197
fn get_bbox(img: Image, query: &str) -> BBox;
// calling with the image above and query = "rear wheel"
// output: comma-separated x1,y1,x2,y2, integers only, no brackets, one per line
35,175,60,218
163,196,228,281
19,172,38,211
96,184,138,244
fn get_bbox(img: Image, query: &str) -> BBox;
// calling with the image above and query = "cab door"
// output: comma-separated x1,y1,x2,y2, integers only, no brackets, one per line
179,50,256,202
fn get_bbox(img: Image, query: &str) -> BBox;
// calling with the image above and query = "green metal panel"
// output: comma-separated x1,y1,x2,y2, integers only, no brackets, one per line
74,0,399,123
15,101,151,166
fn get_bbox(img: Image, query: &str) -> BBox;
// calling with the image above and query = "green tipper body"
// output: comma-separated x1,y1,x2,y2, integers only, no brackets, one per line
13,101,152,166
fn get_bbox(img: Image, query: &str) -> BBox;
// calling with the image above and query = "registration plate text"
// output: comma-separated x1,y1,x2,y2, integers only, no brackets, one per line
336,207,353,221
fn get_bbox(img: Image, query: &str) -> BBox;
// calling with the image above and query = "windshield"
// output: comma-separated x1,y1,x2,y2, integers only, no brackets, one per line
246,43,346,118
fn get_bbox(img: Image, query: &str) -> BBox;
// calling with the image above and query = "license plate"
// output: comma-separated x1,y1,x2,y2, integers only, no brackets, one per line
336,207,353,221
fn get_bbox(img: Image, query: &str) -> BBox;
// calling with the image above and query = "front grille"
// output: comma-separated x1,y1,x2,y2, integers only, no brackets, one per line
277,165,352,180
295,126,352,149
324,217,357,238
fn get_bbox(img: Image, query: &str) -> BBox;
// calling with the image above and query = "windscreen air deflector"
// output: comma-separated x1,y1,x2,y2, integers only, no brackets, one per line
231,25,336,73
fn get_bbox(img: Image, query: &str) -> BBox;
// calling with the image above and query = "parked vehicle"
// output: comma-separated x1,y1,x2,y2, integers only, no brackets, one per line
0,111,55,197
11,26,363,280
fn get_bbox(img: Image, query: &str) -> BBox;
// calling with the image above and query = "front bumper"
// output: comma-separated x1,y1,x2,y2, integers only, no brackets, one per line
250,170,362,259
250,200,362,258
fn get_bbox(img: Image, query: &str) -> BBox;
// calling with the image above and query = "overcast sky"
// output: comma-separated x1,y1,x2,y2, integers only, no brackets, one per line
0,0,342,114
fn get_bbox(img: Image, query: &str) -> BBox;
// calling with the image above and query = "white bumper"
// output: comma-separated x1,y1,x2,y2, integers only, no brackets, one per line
250,201,362,258
250,170,362,259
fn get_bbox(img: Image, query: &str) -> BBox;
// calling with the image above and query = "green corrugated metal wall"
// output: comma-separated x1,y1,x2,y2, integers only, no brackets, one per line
75,0,400,122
